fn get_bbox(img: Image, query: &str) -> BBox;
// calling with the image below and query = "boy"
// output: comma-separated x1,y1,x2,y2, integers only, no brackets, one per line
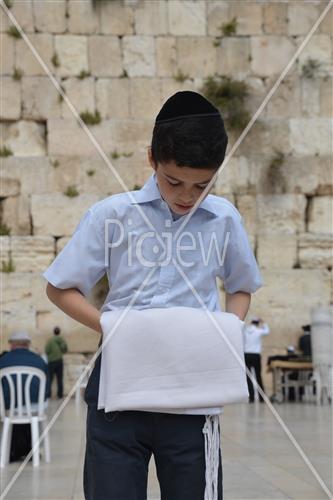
43,91,262,499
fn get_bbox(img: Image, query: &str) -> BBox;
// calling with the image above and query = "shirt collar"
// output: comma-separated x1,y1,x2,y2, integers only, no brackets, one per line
130,173,220,216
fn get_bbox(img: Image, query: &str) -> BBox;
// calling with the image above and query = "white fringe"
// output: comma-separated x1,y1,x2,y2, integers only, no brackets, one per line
202,415,220,500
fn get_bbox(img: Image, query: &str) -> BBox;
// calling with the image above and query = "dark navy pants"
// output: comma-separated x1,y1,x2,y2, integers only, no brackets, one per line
83,354,223,500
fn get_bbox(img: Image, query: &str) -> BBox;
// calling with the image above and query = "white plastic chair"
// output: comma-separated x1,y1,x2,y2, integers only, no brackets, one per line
74,364,93,408
0,366,51,467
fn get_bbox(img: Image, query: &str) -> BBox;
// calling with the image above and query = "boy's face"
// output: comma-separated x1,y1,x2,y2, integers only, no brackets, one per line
148,149,217,214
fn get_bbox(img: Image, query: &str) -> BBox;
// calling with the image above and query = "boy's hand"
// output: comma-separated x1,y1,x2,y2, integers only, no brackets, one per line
46,283,103,334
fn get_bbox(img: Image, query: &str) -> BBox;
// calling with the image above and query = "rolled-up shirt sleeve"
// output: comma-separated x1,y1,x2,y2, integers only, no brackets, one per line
42,208,107,297
219,215,263,294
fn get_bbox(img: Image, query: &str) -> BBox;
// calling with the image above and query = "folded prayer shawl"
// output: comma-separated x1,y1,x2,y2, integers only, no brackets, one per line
98,306,249,500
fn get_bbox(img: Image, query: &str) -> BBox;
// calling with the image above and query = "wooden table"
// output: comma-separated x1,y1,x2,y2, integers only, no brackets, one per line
268,360,313,403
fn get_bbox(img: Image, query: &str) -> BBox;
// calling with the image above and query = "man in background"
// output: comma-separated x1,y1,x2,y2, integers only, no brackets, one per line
45,326,68,399
0,331,50,461
243,317,270,403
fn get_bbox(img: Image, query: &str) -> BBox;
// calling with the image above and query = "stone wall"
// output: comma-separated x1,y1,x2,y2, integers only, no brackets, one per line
1,0,332,393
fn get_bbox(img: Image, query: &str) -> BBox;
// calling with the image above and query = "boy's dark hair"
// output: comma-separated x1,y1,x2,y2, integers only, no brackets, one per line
54,326,61,335
151,91,228,170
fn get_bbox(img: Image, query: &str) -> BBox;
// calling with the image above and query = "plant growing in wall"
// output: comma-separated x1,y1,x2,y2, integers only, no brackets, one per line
200,75,250,131
0,146,13,157
301,58,321,79
80,110,102,125
265,150,287,194
78,70,91,80
0,223,11,236
2,255,15,273
13,67,23,81
213,17,238,47
7,25,21,38
64,185,79,197
173,69,189,83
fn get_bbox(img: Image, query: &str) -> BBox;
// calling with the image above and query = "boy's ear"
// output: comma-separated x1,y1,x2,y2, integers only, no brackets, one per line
147,147,157,171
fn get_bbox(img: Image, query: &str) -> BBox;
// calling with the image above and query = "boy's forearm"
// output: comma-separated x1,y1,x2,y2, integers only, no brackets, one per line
46,284,102,334
225,291,251,321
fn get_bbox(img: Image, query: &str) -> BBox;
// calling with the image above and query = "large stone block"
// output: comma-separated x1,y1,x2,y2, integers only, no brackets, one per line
229,3,263,35
100,0,134,35
256,194,306,234
257,233,297,269
15,34,53,76
239,119,292,160
301,78,320,117
22,76,61,120
0,77,20,120
88,36,122,77
37,308,99,353
289,118,332,156
177,37,217,78
156,37,177,77
214,156,251,195
281,155,333,196
0,0,34,33
47,119,152,156
50,154,144,196
96,78,130,119
265,74,302,118
320,77,333,117
61,77,95,119
2,121,46,156
31,193,100,236
251,269,332,340
235,195,257,236
0,156,55,196
168,1,206,36
67,0,99,34
33,0,67,33
1,195,31,236
135,0,168,35
299,233,333,269
123,36,155,77
288,4,320,36
297,35,332,71
0,34,14,75
207,1,229,37
54,35,89,78
319,2,333,34
308,196,333,234
130,78,162,119
9,236,55,273
251,36,295,77
217,37,250,77
263,3,288,34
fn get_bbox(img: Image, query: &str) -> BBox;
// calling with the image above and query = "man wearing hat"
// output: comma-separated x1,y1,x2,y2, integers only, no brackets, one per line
0,331,50,461
0,331,50,409
243,316,270,402
298,324,312,359
43,90,263,500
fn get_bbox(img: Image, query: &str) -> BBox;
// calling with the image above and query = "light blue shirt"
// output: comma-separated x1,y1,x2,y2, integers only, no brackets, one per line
42,173,262,313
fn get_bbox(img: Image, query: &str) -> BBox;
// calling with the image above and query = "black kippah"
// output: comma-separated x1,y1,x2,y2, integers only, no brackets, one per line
155,91,221,124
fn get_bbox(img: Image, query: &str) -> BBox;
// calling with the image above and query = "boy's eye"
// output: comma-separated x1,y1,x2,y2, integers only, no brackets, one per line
167,180,207,189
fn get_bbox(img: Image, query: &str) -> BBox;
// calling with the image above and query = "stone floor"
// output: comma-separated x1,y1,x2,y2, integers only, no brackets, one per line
0,398,331,499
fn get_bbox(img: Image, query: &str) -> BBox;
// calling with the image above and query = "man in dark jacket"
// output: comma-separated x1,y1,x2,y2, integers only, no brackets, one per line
0,331,50,461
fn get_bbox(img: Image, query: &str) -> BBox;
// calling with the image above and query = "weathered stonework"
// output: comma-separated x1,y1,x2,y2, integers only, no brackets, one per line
0,0,331,373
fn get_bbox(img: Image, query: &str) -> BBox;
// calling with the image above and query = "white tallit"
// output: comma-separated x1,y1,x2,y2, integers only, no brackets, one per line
98,306,249,500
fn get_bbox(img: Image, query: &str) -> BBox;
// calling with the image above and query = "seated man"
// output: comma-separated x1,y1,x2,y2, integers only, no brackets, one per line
0,331,50,461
